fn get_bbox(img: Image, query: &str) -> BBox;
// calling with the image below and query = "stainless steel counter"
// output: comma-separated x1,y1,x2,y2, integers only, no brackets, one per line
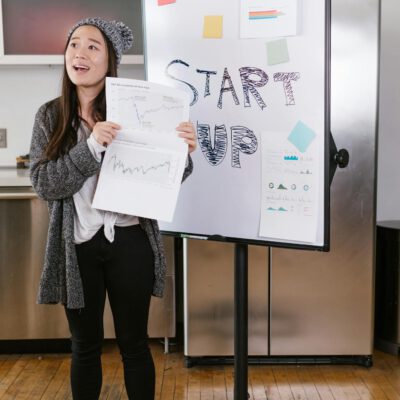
0,173,175,344
0,167,31,187
0,186,69,339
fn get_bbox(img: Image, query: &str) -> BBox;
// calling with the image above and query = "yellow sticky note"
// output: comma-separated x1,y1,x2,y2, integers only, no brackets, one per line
203,16,223,39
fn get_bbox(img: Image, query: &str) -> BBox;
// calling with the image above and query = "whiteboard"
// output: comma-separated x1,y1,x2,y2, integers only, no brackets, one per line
142,0,330,249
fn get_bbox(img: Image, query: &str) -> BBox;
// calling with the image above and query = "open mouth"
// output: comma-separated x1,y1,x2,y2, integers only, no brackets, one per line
73,65,90,72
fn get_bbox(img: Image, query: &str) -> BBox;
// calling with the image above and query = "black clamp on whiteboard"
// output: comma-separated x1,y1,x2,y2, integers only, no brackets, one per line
329,131,349,185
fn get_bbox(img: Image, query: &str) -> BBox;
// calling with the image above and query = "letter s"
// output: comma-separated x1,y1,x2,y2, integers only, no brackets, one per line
165,59,199,106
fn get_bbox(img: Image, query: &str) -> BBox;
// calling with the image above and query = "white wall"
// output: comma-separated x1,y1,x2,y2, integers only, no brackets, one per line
0,64,144,167
377,0,400,221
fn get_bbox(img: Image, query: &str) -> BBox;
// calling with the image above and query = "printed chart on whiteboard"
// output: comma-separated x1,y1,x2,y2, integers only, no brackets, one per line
259,121,319,243
240,0,300,38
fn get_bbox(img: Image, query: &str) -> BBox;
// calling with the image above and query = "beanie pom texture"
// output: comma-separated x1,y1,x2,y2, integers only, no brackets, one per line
115,21,133,53
67,17,133,64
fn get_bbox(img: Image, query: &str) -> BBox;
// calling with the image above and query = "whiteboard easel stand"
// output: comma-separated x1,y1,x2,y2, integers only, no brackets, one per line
234,243,249,400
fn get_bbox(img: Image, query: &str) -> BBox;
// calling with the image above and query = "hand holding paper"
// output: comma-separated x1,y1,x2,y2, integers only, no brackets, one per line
176,121,197,153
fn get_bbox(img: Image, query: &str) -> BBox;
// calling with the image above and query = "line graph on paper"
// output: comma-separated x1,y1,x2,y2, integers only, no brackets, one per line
103,145,180,186
108,86,186,131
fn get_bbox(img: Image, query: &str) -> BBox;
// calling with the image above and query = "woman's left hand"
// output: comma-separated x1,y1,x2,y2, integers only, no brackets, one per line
176,122,197,154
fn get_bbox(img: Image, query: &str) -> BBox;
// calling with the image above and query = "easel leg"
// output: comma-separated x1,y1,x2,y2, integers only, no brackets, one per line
234,243,249,399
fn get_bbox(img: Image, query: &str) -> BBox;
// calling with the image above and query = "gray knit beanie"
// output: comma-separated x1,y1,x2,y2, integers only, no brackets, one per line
67,17,133,64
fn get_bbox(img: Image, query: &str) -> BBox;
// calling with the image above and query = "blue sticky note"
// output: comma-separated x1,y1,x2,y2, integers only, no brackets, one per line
288,121,316,153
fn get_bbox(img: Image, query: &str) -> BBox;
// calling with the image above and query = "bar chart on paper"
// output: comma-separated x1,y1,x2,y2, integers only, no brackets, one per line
240,0,299,38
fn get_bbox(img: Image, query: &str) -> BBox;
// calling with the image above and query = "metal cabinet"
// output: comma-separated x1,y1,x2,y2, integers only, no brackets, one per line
184,240,269,358
0,187,175,342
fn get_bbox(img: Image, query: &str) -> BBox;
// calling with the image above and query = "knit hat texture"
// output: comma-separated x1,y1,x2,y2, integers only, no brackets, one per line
68,17,133,64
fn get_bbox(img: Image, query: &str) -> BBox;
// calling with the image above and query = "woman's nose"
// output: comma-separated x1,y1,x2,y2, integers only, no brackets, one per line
74,50,87,59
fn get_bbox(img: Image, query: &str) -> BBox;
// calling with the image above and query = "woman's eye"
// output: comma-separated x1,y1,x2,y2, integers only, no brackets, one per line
89,45,98,50
70,42,77,48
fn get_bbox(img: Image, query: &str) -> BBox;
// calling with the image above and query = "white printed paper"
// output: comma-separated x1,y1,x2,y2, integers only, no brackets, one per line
240,0,299,39
92,78,190,221
106,77,190,133
259,131,319,243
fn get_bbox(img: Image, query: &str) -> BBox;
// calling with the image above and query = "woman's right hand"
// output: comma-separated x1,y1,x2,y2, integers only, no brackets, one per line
92,121,121,146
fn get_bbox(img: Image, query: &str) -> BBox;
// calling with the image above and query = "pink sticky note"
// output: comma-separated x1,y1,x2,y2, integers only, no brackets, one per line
158,0,176,5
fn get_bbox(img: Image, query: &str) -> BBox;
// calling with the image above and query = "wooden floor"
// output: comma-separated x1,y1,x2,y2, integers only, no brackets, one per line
0,341,399,399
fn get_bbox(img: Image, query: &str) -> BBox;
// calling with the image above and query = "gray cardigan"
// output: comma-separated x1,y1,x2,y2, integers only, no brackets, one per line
30,99,193,309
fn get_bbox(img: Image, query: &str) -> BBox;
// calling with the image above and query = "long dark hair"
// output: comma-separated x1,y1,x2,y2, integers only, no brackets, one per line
44,28,118,160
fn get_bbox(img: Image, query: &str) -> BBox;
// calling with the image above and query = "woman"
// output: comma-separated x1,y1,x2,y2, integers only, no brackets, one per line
30,17,196,400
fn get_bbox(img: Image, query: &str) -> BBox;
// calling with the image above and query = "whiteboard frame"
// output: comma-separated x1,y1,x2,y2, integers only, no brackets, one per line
142,0,331,251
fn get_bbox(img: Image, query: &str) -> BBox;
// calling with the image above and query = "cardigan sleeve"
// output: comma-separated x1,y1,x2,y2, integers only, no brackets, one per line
182,154,193,183
30,103,101,201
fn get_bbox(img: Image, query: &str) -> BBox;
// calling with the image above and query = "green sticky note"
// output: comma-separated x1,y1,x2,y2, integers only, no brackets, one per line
267,39,290,65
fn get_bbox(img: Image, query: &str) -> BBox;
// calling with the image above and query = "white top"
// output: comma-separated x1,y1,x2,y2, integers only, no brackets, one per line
73,124,139,244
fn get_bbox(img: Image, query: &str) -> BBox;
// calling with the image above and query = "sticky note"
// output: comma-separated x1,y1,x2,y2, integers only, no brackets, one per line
203,16,223,39
266,38,290,65
288,121,316,153
158,0,176,5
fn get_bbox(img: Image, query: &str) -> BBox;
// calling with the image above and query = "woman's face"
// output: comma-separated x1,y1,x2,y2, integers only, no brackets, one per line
65,25,109,90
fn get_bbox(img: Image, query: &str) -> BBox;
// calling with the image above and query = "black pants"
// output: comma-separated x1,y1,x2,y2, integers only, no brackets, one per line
65,225,155,400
